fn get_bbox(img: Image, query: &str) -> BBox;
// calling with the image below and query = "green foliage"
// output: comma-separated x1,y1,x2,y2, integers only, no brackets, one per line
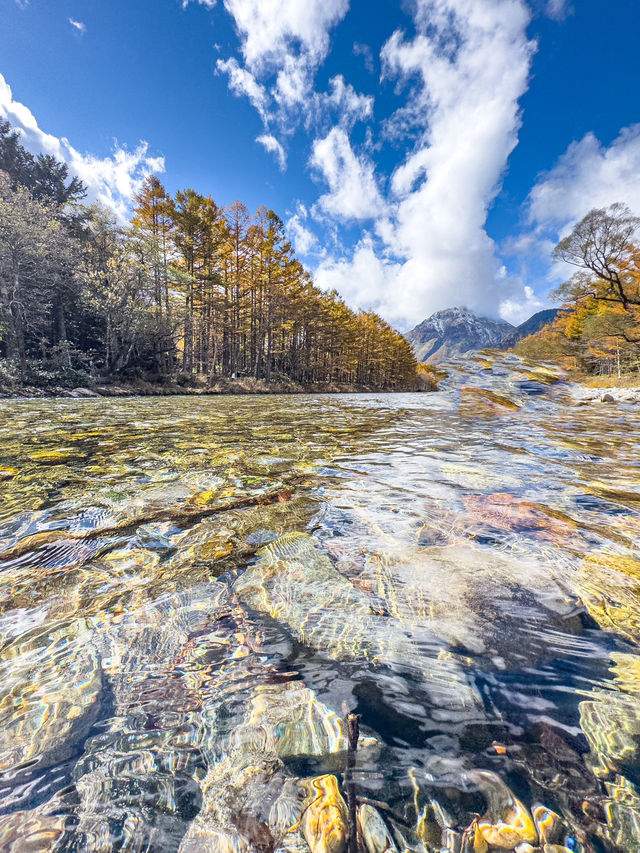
0,120,86,205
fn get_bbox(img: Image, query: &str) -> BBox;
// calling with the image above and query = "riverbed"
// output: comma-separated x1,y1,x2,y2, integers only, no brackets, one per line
1,352,639,852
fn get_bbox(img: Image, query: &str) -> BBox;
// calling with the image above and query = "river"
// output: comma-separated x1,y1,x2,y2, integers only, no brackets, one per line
1,352,639,852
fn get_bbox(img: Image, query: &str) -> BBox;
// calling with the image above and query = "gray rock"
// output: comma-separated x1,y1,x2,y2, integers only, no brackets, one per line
601,393,615,403
70,387,101,398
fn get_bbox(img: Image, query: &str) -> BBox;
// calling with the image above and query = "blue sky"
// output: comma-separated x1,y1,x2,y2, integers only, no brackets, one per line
1,0,640,329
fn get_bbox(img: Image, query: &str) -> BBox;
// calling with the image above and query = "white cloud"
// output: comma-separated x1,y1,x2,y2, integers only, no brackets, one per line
499,285,544,325
315,237,403,319
0,73,164,220
314,0,535,328
321,76,373,128
204,0,351,167
310,127,383,222
68,18,86,34
353,42,374,74
220,0,349,121
256,133,286,170
501,124,640,290
528,125,640,230
222,0,348,72
286,204,319,255
216,57,269,122
545,0,570,20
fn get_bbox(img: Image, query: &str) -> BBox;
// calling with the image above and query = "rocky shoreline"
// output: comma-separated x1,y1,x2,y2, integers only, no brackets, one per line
0,377,419,400
570,384,640,405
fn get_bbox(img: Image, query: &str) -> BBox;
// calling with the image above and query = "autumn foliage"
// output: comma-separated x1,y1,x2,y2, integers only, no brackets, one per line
515,204,640,377
0,120,417,391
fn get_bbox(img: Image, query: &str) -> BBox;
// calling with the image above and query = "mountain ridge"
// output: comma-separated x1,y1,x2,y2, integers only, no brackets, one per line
405,306,558,363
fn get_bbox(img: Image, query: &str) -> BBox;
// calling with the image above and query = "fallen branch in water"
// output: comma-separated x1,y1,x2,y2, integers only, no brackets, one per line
355,795,406,827
0,483,299,562
343,707,362,853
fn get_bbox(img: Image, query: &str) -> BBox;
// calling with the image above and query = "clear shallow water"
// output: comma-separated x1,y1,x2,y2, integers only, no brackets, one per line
1,354,640,851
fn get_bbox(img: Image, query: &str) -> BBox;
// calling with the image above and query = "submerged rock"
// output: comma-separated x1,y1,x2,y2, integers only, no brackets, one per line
0,618,102,788
358,803,398,853
301,774,349,853
0,793,69,851
65,584,233,852
458,387,521,417
576,552,640,641
235,533,480,713
467,770,538,850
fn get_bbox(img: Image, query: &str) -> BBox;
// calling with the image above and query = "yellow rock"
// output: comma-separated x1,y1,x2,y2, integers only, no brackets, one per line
532,805,562,844
577,553,640,641
459,387,521,417
29,449,75,463
0,467,17,480
611,652,640,694
473,822,489,853
302,775,349,853
478,793,537,849
200,540,234,560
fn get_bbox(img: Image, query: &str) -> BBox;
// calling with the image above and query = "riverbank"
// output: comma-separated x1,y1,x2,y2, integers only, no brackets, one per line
564,373,640,405
0,375,425,399
571,384,640,405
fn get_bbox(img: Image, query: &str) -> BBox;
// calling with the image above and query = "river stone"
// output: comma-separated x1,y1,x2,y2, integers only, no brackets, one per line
66,584,231,851
0,793,69,851
576,553,640,642
69,387,102,398
458,387,521,417
235,532,481,714
0,618,102,785
180,630,375,852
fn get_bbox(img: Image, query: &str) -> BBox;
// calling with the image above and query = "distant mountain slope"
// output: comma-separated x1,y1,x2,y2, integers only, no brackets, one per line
500,309,560,347
406,307,513,363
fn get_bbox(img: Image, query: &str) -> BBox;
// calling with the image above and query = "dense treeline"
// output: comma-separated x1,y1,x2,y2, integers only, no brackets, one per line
0,120,416,391
516,203,640,377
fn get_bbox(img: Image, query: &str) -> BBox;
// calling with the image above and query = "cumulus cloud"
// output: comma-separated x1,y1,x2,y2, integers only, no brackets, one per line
286,204,319,255
311,127,383,222
221,0,349,119
256,133,286,170
222,0,348,73
216,57,269,122
315,237,402,317
499,124,640,290
207,0,351,166
318,76,373,129
68,18,86,34
528,125,640,230
0,73,164,220
314,0,536,328
499,285,544,325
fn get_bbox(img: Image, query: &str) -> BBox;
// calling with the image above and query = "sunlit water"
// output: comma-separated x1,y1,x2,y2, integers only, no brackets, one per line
1,353,640,852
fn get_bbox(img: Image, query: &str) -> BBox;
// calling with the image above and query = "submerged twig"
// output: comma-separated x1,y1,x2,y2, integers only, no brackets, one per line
355,795,406,827
0,481,300,561
343,707,361,853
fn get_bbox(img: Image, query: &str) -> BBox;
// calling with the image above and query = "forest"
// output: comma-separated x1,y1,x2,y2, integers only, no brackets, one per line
516,203,640,379
0,120,417,393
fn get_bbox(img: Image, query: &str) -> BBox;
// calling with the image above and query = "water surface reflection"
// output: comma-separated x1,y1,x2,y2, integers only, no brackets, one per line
1,355,640,851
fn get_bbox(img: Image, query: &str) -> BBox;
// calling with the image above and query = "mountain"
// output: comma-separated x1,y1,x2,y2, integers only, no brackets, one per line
406,307,514,363
499,309,561,348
